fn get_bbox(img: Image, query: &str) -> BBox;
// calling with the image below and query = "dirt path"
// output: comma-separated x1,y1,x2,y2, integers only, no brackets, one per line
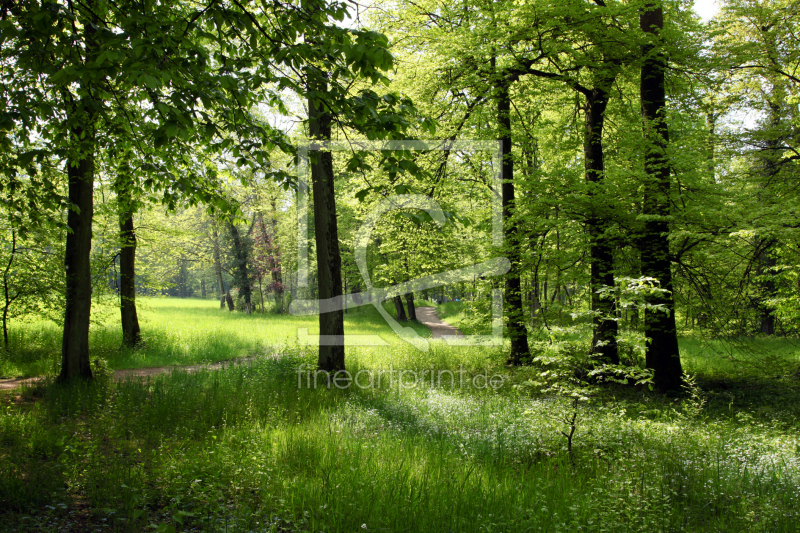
1,310,461,391
0,355,267,392
416,306,464,338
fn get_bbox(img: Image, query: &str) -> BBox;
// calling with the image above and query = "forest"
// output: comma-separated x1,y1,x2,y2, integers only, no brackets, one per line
1,0,800,531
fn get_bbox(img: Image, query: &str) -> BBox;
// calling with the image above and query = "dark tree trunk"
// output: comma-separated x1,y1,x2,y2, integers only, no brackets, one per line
640,2,683,391
267,207,284,313
393,295,408,321
59,125,95,383
307,5,345,372
405,292,417,321
119,206,141,347
756,237,777,334
226,290,234,311
228,221,251,314
2,228,16,350
178,259,188,298
212,223,225,308
584,87,619,365
498,81,531,365
753,99,782,335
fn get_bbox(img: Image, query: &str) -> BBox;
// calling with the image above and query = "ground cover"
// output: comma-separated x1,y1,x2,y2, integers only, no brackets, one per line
0,297,432,379
1,299,799,532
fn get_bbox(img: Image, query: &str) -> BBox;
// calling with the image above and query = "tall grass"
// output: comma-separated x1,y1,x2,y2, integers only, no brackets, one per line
2,299,800,532
0,297,435,378
2,352,799,532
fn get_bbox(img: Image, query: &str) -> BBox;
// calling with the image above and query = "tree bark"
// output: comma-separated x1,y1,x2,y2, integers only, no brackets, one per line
405,292,417,321
640,2,683,391
59,124,95,382
212,222,225,308
178,259,188,298
119,205,141,347
267,206,284,314
756,237,777,334
306,0,345,372
584,86,619,365
2,228,16,350
393,295,408,321
228,221,251,314
753,99,782,334
498,80,531,365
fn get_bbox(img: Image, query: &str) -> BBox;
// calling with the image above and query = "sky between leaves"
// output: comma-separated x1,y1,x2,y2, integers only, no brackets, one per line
694,0,721,21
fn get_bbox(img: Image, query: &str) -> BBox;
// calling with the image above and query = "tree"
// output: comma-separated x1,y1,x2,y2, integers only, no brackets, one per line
227,217,253,314
640,0,683,391
714,0,800,334
2,0,325,380
115,169,141,347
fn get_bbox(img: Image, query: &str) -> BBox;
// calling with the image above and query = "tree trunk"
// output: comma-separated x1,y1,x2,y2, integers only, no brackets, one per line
178,259,188,298
212,222,225,308
756,237,777,334
498,80,531,365
405,292,417,321
268,206,284,314
119,205,141,347
2,228,16,350
640,2,683,391
59,124,95,382
393,295,408,321
307,1,345,372
228,221,251,314
753,99,782,334
584,88,619,365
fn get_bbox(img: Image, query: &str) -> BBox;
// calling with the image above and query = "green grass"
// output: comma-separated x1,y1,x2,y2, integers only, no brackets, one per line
0,297,435,379
435,300,493,335
1,299,800,532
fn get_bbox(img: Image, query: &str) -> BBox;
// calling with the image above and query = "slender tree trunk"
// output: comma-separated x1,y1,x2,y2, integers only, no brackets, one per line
706,106,716,182
405,293,417,321
59,123,95,382
756,237,777,334
402,254,416,321
268,206,284,314
212,223,225,308
640,2,682,391
119,205,141,347
754,99,782,334
584,88,619,365
178,259,188,298
307,1,345,371
228,222,251,314
498,80,531,365
3,228,16,349
393,295,408,321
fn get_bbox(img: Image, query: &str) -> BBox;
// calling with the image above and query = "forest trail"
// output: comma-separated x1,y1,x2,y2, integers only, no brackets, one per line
0,311,461,391
415,306,464,338
0,356,266,391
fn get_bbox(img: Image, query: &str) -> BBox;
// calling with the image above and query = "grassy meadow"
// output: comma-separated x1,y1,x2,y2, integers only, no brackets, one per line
0,297,434,379
1,298,800,532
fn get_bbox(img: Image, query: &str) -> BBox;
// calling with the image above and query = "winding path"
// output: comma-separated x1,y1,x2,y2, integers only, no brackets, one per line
0,356,264,391
415,306,464,339
1,310,460,391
